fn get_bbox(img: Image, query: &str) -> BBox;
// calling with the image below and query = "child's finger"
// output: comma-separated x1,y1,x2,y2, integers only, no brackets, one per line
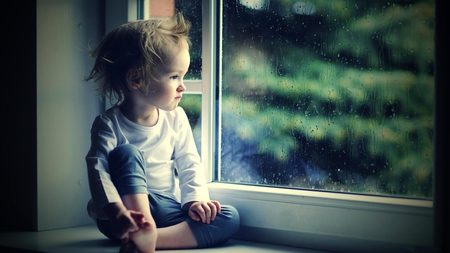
212,200,222,213
188,209,201,221
201,202,212,224
197,207,207,223
208,202,218,221
129,211,145,224
190,203,207,223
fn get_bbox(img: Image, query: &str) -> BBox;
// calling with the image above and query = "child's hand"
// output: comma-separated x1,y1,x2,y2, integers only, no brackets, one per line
188,200,221,224
112,209,146,241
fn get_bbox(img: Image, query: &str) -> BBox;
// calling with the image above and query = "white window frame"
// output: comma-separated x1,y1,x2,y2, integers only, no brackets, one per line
202,1,435,252
106,1,438,252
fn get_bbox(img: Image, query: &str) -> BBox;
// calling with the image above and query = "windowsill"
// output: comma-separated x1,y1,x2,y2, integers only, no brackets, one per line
208,182,434,253
0,224,326,253
208,181,433,208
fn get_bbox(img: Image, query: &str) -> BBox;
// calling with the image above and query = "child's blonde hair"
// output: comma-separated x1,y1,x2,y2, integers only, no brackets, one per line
85,12,191,106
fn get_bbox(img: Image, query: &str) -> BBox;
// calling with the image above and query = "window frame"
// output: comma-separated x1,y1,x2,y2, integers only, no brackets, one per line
201,0,437,252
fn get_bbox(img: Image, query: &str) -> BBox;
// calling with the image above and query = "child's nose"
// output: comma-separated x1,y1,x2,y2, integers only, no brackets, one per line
178,82,186,92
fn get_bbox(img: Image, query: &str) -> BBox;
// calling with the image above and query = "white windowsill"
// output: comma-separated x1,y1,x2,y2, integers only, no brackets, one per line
208,182,434,253
208,182,433,208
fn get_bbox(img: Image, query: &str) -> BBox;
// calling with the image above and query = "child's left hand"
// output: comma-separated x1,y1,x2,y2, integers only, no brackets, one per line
187,200,222,224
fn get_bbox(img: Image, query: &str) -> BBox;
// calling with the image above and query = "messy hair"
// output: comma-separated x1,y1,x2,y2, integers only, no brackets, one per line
85,12,191,106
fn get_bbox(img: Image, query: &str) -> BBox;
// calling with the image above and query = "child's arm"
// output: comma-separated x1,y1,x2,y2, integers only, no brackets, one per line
174,108,214,214
185,200,222,224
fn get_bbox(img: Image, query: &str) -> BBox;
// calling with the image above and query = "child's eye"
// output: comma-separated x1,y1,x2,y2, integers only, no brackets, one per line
170,75,180,80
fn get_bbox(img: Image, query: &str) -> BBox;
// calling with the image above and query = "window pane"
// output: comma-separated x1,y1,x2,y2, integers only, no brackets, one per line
176,0,202,80
179,94,202,155
219,0,435,198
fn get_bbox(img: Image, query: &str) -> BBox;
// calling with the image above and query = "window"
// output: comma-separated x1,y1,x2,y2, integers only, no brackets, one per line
218,0,435,198
210,1,435,252
140,0,436,252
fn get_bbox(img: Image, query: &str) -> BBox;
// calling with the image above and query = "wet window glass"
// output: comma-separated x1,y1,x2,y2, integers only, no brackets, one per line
178,94,202,153
177,0,202,80
175,1,202,150
218,0,435,198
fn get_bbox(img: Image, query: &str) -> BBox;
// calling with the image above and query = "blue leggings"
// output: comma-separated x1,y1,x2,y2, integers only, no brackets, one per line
96,144,240,248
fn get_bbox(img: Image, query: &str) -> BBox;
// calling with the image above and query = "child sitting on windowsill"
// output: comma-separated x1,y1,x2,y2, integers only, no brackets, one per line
84,12,240,253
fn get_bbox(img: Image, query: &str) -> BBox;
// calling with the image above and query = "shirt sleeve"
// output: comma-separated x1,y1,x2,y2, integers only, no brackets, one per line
85,115,123,219
173,107,211,208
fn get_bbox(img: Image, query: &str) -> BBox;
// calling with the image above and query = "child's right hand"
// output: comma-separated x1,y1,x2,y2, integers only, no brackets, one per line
112,209,146,242
187,200,222,224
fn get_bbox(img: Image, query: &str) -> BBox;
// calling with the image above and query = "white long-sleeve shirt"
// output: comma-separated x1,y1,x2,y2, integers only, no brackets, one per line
86,106,210,220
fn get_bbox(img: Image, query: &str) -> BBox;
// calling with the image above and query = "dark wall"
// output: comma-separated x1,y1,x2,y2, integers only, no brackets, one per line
434,0,450,251
1,1,37,231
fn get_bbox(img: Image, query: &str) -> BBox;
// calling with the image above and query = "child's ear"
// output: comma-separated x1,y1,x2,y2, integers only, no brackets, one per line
126,69,142,89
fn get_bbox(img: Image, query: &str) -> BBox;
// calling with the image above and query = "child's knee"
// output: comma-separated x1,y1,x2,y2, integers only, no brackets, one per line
108,144,148,195
110,144,142,161
109,144,146,174
220,205,240,235
186,204,240,248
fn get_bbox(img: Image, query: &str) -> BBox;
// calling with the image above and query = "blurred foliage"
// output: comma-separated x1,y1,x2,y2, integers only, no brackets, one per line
179,94,202,128
176,0,203,79
218,0,435,197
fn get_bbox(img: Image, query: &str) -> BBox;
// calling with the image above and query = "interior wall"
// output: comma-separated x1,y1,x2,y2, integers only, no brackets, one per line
36,0,104,231
2,2,37,232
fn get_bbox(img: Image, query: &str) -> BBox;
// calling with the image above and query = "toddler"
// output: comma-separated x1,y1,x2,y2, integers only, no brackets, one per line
84,12,240,253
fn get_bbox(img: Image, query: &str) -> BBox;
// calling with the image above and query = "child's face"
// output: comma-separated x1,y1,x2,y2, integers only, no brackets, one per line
145,45,190,111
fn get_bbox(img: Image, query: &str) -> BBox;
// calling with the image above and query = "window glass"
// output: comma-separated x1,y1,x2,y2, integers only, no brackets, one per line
179,94,202,128
219,0,435,198
179,94,202,155
175,1,202,153
176,0,202,80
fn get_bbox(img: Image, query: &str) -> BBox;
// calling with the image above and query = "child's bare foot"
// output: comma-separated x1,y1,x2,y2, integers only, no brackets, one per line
129,220,157,253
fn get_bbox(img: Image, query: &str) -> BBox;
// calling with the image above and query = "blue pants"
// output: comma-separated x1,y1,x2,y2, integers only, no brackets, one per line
96,144,240,248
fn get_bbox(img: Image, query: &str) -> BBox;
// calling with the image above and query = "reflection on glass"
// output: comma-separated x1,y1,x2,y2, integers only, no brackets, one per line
219,0,435,198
